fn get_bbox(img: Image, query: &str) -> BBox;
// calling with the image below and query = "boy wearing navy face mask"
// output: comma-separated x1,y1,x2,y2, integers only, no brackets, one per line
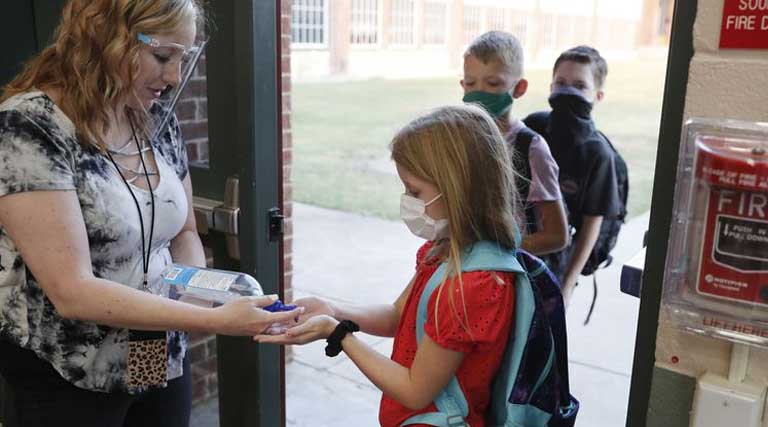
524,46,621,306
461,31,569,260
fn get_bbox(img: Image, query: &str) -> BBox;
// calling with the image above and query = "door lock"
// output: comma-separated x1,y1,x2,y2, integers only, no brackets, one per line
269,208,284,242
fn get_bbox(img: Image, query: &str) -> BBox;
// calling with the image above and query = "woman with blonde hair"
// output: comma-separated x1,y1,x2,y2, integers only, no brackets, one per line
0,1,300,425
259,104,522,427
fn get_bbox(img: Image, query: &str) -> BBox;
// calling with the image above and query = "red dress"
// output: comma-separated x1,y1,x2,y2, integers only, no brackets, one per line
379,243,516,427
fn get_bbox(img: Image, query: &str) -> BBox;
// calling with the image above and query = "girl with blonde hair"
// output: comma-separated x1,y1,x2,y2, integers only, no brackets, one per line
259,104,521,427
0,1,300,425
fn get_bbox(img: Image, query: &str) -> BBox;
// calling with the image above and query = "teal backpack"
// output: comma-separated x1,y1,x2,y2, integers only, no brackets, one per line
401,241,578,427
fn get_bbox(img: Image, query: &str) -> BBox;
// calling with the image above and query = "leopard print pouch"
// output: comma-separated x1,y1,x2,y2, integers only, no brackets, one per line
126,330,168,389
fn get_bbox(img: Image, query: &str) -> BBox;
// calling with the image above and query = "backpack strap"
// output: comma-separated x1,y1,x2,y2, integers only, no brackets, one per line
512,127,534,202
597,130,629,222
511,127,540,234
401,241,531,427
401,261,468,427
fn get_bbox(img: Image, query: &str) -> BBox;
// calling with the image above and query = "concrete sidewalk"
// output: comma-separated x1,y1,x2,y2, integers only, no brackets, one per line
192,202,647,426
285,203,647,427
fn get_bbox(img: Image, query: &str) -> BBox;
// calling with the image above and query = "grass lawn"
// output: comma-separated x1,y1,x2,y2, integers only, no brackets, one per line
292,56,667,220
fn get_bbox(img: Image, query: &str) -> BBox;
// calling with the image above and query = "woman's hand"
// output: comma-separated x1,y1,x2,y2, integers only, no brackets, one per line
259,296,336,335
211,296,304,336
292,296,336,324
254,315,339,345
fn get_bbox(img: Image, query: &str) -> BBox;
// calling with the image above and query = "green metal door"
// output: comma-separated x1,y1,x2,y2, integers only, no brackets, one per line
0,1,67,86
0,3,67,424
199,1,286,426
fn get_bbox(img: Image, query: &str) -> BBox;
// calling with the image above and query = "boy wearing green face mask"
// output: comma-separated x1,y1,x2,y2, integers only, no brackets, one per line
462,31,569,260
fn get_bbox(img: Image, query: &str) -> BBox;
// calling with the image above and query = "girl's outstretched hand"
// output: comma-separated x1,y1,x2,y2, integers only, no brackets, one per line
291,296,336,325
254,315,339,345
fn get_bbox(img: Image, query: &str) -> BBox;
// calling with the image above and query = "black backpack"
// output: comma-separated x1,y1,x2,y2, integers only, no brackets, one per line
524,113,629,324
580,131,628,275
523,112,629,276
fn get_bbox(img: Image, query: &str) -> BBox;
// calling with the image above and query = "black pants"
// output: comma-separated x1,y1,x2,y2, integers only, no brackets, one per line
0,340,191,427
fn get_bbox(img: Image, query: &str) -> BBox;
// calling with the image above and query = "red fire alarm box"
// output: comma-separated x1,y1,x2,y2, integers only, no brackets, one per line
664,119,768,347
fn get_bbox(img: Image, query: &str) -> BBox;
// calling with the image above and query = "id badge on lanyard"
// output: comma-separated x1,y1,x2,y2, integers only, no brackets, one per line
105,118,168,389
126,328,168,389
126,273,168,390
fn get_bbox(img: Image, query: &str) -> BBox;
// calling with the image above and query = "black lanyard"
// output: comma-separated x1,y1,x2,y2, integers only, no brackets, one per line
105,116,156,290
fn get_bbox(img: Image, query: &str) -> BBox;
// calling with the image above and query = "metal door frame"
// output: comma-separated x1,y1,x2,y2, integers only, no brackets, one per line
201,1,285,426
626,0,697,425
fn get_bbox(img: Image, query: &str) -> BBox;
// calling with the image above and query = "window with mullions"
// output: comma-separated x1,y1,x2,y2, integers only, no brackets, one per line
463,5,482,45
556,15,577,48
423,1,447,45
510,12,528,46
487,7,506,31
292,0,327,47
541,13,557,49
351,0,379,45
573,17,591,45
390,0,415,45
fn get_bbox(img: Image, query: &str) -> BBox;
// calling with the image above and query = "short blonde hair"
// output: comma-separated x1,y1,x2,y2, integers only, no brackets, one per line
1,0,205,150
391,104,521,337
464,31,524,80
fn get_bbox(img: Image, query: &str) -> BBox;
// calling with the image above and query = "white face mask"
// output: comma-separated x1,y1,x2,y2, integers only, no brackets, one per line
400,193,449,241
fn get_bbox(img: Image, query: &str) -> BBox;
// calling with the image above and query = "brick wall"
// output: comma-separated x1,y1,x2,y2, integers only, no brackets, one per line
281,0,294,307
178,54,209,165
181,0,293,405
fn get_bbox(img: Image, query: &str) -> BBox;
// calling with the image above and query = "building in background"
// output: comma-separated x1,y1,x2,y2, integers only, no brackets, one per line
291,0,674,81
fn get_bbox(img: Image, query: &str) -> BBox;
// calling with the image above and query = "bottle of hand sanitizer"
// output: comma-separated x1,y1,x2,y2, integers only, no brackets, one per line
162,264,264,305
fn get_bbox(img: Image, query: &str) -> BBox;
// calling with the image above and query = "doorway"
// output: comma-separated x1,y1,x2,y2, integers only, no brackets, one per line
285,1,671,426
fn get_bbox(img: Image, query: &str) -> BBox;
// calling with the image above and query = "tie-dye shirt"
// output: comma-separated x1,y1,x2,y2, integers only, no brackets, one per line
0,91,190,393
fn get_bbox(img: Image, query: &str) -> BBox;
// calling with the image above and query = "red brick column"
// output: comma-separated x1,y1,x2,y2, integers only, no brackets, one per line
179,53,209,165
281,0,294,308
330,0,351,74
447,0,464,70
179,0,294,404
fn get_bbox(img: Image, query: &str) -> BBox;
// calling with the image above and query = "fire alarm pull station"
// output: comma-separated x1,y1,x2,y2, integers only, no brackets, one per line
663,118,768,347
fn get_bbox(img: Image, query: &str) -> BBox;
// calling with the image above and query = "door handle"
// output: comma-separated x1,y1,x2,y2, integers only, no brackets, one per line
193,178,241,235
192,176,240,260
213,177,240,235
192,177,282,259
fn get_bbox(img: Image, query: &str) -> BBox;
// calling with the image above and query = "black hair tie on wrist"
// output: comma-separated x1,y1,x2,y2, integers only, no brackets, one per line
325,320,359,357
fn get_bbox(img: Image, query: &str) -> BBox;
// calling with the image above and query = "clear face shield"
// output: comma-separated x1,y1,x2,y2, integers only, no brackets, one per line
136,33,208,141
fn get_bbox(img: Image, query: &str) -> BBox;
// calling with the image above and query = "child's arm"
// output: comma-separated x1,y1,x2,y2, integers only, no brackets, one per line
522,134,569,255
258,316,464,410
561,215,603,304
522,200,569,255
340,329,464,410
292,274,416,338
